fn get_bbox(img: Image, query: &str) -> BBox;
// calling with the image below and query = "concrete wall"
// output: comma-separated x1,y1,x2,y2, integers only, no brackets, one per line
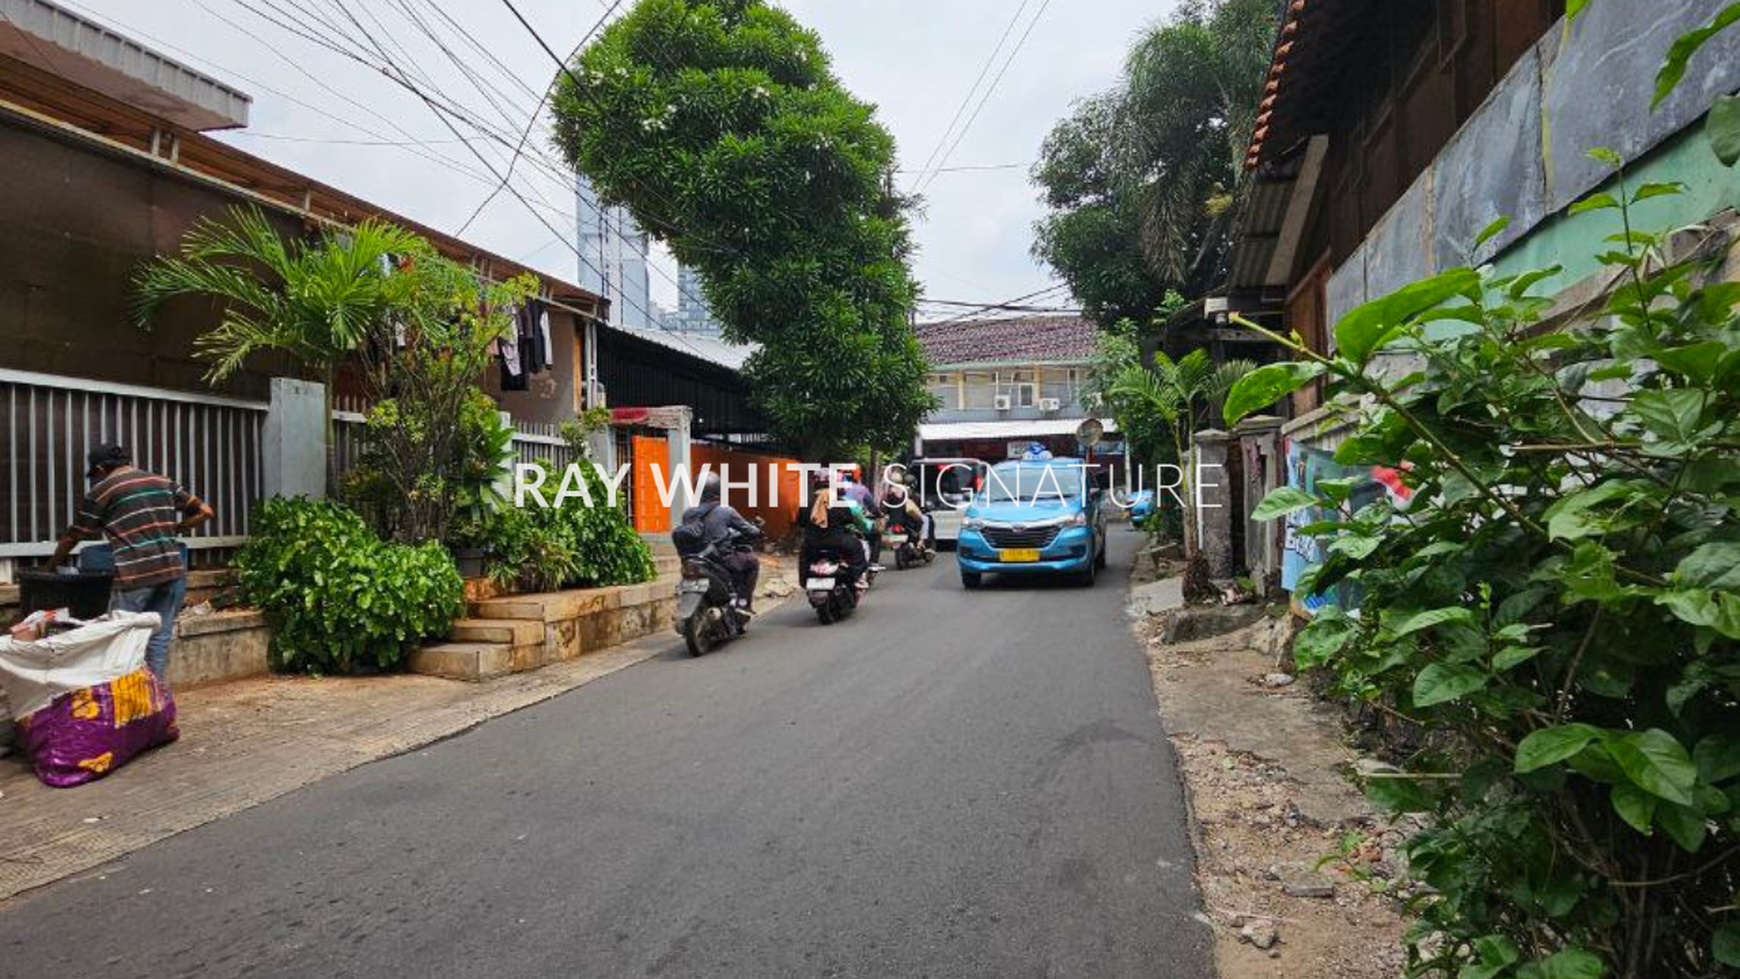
1325,2,1740,326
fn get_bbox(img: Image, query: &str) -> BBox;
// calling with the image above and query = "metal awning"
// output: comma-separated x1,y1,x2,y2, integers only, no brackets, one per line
917,418,1119,442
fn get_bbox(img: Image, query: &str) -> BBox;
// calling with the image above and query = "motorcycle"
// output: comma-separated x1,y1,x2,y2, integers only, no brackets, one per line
806,544,875,625
673,534,752,657
886,512,936,571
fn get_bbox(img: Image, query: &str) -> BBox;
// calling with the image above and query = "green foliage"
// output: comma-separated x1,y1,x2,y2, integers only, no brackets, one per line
133,206,429,386
550,0,931,456
235,498,462,674
1231,172,1740,976
1654,3,1740,108
1031,0,1280,322
483,462,656,593
1111,345,1254,555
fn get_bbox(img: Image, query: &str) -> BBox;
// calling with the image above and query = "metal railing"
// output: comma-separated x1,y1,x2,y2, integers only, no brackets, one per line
330,406,582,481
0,370,265,558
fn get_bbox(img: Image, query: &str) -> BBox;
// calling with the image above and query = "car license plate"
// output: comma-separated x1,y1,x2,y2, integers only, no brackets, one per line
808,578,836,590
1000,549,1042,563
678,580,710,594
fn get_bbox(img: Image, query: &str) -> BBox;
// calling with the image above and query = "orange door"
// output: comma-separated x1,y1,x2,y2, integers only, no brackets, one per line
631,435,672,534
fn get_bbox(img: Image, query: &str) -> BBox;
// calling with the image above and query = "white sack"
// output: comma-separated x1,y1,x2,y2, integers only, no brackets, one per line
0,611,158,718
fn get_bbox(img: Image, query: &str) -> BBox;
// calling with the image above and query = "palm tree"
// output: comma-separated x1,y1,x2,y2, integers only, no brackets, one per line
133,206,429,489
1111,348,1254,583
1119,0,1280,288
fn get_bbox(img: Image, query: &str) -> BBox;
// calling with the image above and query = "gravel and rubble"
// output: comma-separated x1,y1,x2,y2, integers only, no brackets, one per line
1134,578,1413,979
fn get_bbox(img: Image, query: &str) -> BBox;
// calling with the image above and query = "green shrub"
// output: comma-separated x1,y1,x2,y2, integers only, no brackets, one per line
236,497,464,674
1228,169,1740,977
483,462,656,592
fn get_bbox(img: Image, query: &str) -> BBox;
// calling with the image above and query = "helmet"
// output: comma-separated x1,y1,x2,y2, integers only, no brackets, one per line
699,472,721,502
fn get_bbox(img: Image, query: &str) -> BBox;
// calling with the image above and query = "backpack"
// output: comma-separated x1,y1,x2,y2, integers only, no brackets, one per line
671,502,719,557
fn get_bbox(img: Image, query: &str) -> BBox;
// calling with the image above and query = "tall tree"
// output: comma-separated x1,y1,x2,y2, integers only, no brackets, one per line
551,0,933,458
1032,0,1280,326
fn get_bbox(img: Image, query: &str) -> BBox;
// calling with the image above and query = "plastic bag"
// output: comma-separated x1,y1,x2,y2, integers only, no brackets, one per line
0,612,178,787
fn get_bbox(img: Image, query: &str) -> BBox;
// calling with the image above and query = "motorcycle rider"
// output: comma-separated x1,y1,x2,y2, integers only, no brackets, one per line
837,469,884,570
677,472,762,615
798,470,872,586
881,470,935,555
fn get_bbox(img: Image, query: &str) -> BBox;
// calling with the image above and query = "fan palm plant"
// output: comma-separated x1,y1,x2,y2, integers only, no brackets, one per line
1110,348,1254,576
133,206,430,489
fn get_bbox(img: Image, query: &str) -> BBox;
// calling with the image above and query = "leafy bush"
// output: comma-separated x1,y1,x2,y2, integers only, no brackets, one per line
482,462,655,593
236,498,463,674
1228,169,1740,977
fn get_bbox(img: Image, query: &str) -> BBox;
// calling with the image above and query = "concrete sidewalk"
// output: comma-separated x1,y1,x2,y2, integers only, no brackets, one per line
0,633,674,903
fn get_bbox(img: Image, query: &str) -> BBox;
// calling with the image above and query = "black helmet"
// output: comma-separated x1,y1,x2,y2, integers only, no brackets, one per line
699,472,721,502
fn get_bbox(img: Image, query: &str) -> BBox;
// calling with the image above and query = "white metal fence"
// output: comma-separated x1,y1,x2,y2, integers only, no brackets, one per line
0,370,264,559
331,402,581,476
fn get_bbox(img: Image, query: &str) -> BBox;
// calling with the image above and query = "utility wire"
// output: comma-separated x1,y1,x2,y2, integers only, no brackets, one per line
911,0,1055,195
905,0,1031,190
454,0,625,237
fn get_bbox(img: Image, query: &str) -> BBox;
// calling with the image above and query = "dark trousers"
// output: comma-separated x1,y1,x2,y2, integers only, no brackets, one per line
722,551,761,608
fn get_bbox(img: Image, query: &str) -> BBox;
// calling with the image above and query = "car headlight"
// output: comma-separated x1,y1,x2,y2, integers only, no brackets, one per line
1069,511,1089,527
963,516,985,530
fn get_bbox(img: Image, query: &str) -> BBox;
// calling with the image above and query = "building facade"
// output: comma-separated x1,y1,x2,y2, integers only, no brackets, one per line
911,315,1115,462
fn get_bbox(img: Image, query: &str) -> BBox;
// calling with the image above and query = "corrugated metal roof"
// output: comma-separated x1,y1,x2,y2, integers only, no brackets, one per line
611,325,755,371
0,0,250,130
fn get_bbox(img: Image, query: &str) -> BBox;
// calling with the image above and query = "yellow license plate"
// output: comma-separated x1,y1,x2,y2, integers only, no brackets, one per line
1000,549,1042,563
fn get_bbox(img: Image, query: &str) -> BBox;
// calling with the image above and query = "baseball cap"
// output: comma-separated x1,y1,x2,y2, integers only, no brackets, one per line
86,443,130,478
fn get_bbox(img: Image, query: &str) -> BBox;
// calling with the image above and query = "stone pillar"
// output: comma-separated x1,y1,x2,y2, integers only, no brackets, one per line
1233,415,1285,594
665,405,694,519
1193,429,1234,579
263,378,326,500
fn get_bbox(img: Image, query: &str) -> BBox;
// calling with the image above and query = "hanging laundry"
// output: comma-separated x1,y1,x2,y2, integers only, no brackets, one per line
538,302,554,369
498,334,527,391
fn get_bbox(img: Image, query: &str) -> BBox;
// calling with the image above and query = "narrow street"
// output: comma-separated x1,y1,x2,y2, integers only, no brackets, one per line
0,530,1209,979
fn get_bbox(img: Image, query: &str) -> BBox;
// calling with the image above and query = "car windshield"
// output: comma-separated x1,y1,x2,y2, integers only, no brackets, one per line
984,464,1082,503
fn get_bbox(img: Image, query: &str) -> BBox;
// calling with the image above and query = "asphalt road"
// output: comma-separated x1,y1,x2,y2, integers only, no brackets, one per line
0,528,1208,979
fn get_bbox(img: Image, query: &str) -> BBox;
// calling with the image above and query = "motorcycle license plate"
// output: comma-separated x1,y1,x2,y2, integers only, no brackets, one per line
808,578,836,590
884,534,907,544
678,580,710,594
1000,549,1042,563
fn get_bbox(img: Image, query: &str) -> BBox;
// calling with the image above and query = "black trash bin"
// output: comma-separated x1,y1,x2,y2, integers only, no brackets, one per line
18,569,115,619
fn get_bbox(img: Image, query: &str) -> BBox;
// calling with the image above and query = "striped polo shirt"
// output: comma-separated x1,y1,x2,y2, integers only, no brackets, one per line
60,467,201,589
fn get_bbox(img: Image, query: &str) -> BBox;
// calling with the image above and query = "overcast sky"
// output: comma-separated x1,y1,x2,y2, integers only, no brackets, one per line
68,0,1176,319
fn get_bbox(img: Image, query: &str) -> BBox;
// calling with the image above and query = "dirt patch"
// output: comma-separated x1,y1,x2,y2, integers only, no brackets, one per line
1139,604,1411,979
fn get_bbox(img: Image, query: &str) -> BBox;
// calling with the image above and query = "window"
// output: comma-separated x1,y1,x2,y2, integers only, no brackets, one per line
1040,369,1078,406
998,370,1037,407
925,372,959,410
962,371,999,410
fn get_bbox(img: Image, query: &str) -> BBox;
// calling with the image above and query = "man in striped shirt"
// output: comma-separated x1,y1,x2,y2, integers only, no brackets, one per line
49,444,214,680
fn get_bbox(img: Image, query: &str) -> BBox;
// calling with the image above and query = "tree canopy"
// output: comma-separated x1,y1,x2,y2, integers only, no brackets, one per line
551,0,933,457
1032,0,1279,328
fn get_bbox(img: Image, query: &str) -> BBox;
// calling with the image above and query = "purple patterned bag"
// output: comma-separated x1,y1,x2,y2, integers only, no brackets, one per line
15,669,179,788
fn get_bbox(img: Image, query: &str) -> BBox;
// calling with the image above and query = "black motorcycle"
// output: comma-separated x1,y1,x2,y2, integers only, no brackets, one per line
885,511,936,571
673,533,753,657
806,543,875,625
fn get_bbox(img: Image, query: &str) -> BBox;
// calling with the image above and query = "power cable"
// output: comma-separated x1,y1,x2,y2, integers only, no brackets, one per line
905,0,1031,187
911,0,1056,195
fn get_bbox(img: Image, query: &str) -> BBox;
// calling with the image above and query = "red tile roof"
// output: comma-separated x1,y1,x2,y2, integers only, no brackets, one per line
1245,0,1374,170
915,315,1098,367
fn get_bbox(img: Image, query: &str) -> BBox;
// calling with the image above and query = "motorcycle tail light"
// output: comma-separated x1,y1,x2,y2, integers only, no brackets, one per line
682,560,708,580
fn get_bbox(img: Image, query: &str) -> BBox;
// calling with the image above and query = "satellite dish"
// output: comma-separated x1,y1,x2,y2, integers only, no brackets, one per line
1075,418,1105,448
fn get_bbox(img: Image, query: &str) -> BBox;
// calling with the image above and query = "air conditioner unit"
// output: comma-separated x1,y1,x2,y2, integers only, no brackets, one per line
993,394,1013,411
1037,398,1062,412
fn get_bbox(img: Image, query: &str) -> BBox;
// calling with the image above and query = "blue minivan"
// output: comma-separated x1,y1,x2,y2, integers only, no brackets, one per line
956,457,1108,589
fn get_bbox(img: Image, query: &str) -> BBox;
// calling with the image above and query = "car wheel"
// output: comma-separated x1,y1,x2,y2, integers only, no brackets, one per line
1077,557,1098,588
961,570,982,590
1094,538,1108,570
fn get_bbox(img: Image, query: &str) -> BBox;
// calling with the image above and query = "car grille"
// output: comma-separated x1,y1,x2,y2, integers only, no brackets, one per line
981,524,1061,550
